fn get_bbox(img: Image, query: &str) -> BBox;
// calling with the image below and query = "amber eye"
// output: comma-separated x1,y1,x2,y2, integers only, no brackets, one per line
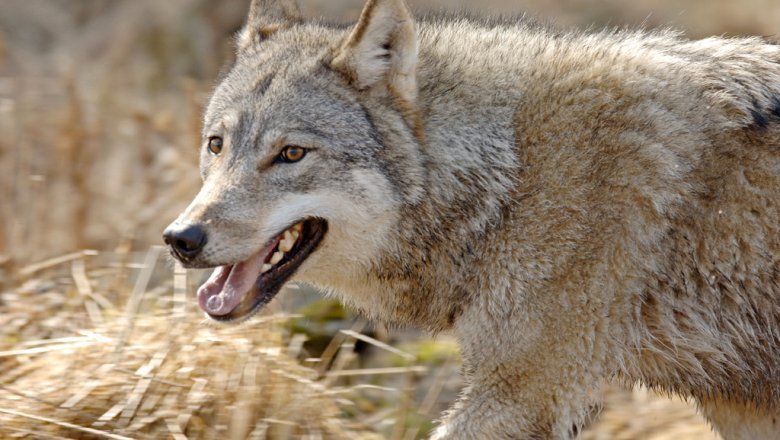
207,137,223,155
279,145,307,163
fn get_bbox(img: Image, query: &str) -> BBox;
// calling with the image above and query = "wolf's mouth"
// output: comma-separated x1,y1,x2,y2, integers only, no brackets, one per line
196,218,328,322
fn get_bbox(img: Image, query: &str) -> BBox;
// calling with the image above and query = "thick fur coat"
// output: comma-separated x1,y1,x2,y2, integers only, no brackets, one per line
165,0,780,437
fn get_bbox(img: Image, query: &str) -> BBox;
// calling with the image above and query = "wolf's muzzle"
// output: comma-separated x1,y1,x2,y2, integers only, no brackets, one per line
163,223,208,262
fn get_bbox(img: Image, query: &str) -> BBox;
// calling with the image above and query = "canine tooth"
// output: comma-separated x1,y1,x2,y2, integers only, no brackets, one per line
270,251,284,265
292,230,300,240
261,264,273,274
279,238,293,253
293,223,303,232
284,230,293,242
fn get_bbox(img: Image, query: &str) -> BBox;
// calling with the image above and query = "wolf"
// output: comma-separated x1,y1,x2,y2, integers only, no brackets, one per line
163,0,780,437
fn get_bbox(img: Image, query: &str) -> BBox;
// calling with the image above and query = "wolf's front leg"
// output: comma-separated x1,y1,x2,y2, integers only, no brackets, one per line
431,299,609,439
430,365,593,439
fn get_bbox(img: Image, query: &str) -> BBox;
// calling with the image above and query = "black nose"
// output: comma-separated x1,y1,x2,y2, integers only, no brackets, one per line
163,223,207,260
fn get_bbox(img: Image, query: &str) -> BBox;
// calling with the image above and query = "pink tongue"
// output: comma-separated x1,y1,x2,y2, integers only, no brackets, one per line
197,239,279,316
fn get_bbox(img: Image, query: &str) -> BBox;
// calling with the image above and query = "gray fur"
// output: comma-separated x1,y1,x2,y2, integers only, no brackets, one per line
166,0,780,438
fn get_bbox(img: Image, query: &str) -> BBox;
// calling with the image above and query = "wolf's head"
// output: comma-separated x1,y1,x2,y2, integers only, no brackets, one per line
164,0,425,322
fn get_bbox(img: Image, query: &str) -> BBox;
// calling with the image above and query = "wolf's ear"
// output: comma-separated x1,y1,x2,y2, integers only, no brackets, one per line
238,0,302,49
331,0,418,103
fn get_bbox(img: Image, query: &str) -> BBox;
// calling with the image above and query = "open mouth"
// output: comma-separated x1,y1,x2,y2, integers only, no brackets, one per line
197,218,328,322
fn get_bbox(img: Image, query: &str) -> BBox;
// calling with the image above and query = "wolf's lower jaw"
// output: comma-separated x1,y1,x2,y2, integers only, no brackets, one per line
196,218,328,322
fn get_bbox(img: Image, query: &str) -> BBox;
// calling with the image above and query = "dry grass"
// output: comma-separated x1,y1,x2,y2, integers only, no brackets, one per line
0,249,440,439
0,306,358,439
1,0,776,438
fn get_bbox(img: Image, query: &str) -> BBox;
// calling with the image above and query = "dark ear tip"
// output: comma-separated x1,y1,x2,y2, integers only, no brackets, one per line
248,0,302,18
244,0,303,35
239,0,303,52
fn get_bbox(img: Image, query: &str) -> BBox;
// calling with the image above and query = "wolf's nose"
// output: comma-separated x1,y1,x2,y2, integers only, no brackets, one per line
163,223,207,261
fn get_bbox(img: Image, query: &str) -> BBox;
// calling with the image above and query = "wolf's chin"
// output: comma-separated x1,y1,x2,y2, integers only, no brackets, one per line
196,218,328,322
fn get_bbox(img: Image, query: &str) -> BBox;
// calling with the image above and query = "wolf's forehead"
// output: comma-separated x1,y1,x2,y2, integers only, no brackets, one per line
209,47,322,110
212,64,362,124
205,68,286,128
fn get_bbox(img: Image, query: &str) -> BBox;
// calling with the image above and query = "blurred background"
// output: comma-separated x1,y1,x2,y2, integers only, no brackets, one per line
0,0,776,438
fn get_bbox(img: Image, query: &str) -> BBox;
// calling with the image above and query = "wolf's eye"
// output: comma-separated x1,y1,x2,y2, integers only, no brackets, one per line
207,137,223,155
279,145,307,163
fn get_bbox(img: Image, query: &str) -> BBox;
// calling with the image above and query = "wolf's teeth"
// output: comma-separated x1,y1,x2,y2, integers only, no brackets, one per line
292,230,300,240
279,230,294,252
261,264,273,274
270,251,284,265
292,223,303,232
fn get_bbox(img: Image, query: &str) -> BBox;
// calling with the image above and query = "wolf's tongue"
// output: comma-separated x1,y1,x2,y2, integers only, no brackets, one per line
197,266,234,315
197,239,278,316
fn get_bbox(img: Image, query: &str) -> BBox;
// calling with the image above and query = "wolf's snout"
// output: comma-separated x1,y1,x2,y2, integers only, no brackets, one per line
163,223,207,262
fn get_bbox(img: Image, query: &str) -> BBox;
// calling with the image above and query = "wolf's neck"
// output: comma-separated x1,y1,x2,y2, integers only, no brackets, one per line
411,20,535,227
403,22,533,257
336,25,545,330
322,22,553,330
